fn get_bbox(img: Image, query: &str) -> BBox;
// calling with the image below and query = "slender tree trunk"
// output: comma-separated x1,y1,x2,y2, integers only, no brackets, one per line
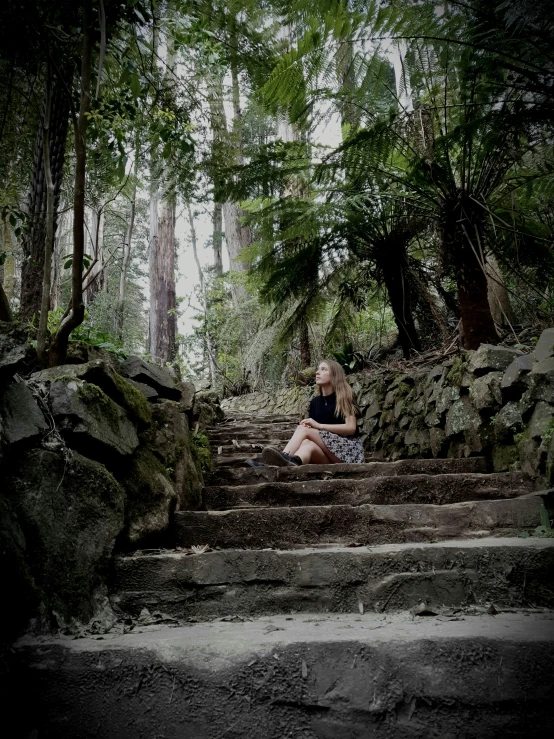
49,0,93,366
208,72,249,275
116,142,139,338
50,206,67,310
37,68,56,366
85,207,105,303
212,202,223,276
486,253,516,332
20,70,70,324
188,203,217,387
378,240,422,358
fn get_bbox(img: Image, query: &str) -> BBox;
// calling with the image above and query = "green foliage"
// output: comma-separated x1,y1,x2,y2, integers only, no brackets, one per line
330,342,364,373
47,308,128,358
189,429,214,473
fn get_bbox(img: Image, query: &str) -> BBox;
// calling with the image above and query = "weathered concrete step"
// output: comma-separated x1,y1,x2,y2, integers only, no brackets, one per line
209,428,293,442
208,456,488,485
213,453,264,467
203,472,529,510
111,538,554,619
211,413,298,427
211,440,286,454
13,613,554,738
176,491,550,549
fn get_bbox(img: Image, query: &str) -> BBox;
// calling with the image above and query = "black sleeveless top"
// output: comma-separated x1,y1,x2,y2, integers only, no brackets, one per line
309,392,358,437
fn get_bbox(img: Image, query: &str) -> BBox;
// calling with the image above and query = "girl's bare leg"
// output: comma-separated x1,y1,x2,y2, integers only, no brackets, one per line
283,426,340,463
296,439,333,465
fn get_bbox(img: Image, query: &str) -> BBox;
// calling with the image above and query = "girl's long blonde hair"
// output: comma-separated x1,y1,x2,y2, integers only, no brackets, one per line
316,359,356,419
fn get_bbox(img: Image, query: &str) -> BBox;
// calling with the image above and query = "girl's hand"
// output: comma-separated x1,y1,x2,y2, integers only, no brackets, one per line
300,418,321,429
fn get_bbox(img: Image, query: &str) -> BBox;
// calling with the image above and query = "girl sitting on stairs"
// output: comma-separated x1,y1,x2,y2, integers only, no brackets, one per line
254,359,365,467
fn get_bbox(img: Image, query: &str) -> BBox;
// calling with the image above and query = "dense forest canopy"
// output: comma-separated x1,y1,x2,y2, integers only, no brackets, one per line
0,0,553,391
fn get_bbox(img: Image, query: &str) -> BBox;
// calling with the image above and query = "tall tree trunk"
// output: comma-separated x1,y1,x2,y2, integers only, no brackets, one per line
84,207,105,303
37,68,56,366
208,72,249,274
486,253,516,332
378,240,422,358
50,206,67,311
20,71,69,324
150,197,176,364
49,0,93,367
212,202,223,276
187,203,217,387
116,140,139,338
148,16,177,365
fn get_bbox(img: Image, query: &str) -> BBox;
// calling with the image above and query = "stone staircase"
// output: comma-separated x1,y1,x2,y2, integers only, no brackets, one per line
15,412,554,738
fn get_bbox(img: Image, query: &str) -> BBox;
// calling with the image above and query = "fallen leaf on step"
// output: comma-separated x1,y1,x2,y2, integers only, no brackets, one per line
487,604,498,615
264,625,283,633
346,542,363,548
301,660,308,679
217,446,223,455
190,544,213,554
358,599,364,615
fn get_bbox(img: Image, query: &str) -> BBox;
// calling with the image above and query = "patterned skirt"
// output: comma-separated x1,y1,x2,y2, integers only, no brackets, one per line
319,430,365,464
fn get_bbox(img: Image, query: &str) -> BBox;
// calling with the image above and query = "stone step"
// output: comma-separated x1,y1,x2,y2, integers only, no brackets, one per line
211,441,287,454
209,428,293,442
211,413,298,426
207,457,488,486
111,538,554,620
203,472,532,511
14,612,554,738
175,491,549,550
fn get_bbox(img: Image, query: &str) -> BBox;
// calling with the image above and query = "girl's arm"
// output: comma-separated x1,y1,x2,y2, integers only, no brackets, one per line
301,416,357,436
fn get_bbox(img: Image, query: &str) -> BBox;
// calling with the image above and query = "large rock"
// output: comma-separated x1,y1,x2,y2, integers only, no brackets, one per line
494,401,523,439
139,400,203,510
178,380,195,414
3,449,125,623
528,357,554,402
118,448,178,546
532,327,554,362
65,341,122,371
47,378,139,459
0,321,35,381
30,360,152,428
445,396,480,438
0,382,48,448
529,401,554,440
470,371,503,410
194,389,225,428
501,354,533,395
466,344,522,375
119,356,180,400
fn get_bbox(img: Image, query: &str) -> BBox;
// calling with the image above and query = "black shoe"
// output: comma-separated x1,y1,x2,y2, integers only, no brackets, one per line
246,459,267,467
261,446,302,466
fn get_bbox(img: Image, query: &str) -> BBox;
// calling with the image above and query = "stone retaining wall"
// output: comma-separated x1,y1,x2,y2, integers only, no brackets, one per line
222,329,554,487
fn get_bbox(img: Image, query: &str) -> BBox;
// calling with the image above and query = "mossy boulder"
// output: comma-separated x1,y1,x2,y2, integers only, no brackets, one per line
3,449,125,625
30,360,152,429
45,378,139,459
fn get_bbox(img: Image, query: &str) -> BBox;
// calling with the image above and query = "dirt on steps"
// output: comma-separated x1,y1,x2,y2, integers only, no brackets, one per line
208,457,489,485
176,491,550,550
203,472,532,510
13,612,554,738
110,538,554,619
